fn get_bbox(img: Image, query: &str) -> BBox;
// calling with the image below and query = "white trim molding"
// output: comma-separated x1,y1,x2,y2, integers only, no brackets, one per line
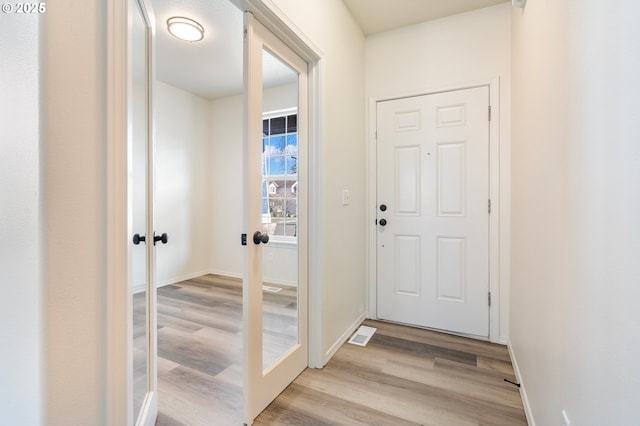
508,342,536,426
106,0,131,424
324,312,367,365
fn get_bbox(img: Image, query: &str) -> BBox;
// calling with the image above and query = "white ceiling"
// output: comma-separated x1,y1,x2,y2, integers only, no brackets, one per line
343,0,509,35
150,0,509,100
151,0,244,100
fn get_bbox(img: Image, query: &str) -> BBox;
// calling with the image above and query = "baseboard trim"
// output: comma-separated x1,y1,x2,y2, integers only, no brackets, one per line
508,341,535,426
208,269,243,280
322,311,367,366
155,270,214,288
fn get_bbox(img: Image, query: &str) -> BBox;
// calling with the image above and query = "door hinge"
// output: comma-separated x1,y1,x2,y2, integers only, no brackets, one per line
488,199,492,214
488,292,492,306
488,105,492,121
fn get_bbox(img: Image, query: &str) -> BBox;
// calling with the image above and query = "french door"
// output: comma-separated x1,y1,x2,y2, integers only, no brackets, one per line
243,12,309,424
130,0,159,424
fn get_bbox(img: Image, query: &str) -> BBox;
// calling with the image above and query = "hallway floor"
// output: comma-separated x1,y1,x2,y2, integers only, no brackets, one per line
149,275,526,425
255,320,527,425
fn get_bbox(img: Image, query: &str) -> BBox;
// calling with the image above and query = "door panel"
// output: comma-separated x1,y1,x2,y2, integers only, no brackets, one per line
244,12,308,424
130,0,158,424
376,87,490,338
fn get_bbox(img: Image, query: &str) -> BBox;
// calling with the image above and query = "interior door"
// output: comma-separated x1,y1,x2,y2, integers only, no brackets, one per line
243,12,308,424
130,0,159,424
376,86,490,338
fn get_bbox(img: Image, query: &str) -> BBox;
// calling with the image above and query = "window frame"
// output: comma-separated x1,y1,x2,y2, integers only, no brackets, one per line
262,107,298,244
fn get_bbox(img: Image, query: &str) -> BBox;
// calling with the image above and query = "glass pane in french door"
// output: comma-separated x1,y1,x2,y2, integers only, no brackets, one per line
261,48,299,371
131,0,149,420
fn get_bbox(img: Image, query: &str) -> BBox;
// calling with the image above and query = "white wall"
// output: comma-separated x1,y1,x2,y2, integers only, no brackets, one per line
209,94,244,277
43,2,107,423
510,1,640,425
267,0,367,360
0,11,42,426
365,3,512,342
154,81,213,286
209,83,299,286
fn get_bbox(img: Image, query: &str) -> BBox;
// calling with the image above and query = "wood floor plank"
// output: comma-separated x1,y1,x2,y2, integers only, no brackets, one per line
158,325,236,377
369,319,512,362
295,358,525,426
158,365,240,426
477,355,517,376
290,365,477,426
254,382,419,426
135,275,527,425
370,332,478,366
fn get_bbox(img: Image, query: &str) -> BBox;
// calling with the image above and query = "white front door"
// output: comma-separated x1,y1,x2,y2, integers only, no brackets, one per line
376,86,490,338
243,12,309,424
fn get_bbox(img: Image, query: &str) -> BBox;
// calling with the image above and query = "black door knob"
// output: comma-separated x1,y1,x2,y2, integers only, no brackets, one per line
253,231,269,245
380,204,387,212
153,232,168,245
133,234,146,245
379,218,387,226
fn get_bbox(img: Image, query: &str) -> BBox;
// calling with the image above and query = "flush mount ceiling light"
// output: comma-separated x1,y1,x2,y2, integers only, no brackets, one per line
167,16,204,42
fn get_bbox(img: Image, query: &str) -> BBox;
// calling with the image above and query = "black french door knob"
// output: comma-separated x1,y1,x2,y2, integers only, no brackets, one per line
133,233,146,245
253,231,269,245
379,218,387,226
154,232,168,245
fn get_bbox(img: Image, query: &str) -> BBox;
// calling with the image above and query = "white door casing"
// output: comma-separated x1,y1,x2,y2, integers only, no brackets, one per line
243,12,309,424
376,86,490,338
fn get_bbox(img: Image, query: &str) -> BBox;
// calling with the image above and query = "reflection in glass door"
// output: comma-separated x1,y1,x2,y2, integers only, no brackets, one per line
261,50,299,371
130,0,158,424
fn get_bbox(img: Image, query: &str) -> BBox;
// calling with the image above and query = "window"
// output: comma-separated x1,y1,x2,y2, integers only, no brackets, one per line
262,109,297,241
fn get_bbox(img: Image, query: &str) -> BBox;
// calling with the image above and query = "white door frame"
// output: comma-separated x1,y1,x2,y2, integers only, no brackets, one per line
107,0,159,424
107,1,325,423
106,0,131,424
366,79,502,343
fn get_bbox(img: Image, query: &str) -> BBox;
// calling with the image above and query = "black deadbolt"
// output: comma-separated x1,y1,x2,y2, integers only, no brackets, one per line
380,204,387,212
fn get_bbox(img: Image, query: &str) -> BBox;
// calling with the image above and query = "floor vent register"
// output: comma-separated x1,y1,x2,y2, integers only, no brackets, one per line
348,325,377,347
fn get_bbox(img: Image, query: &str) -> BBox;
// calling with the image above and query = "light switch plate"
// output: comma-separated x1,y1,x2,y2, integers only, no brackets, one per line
342,189,351,206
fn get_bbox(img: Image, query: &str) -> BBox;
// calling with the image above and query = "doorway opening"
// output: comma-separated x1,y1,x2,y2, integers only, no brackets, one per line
129,0,313,424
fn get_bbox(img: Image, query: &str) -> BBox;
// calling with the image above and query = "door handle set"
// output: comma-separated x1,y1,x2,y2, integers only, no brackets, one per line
240,231,270,245
253,231,269,245
133,232,168,245
377,203,388,227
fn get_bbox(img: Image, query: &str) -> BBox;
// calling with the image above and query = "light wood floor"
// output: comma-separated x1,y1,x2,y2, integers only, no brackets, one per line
142,275,526,425
256,320,527,425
